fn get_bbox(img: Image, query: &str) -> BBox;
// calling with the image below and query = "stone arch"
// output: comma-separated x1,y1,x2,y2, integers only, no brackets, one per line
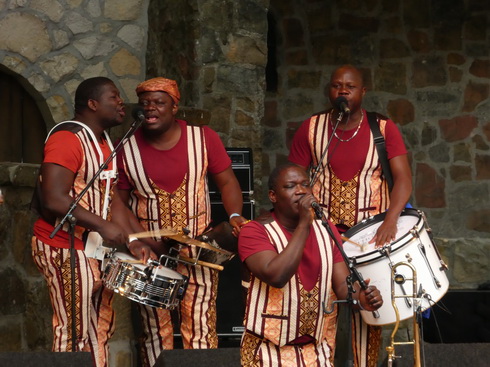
0,65,48,164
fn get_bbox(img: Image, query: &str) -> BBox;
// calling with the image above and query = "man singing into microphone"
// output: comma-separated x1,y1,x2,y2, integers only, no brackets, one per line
288,65,412,366
30,77,153,367
238,163,383,366
116,77,247,366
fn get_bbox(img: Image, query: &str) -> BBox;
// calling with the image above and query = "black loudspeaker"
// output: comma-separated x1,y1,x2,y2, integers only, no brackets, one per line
0,352,92,366
211,201,253,344
155,348,240,367
423,290,490,343
208,148,253,196
381,343,489,367
208,148,254,344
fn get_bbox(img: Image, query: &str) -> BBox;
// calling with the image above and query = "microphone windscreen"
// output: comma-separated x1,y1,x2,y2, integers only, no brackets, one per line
131,106,145,121
333,96,348,110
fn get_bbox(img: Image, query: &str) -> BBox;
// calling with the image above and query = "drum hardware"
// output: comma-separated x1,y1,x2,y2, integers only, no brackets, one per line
419,211,448,272
386,261,422,367
411,228,442,288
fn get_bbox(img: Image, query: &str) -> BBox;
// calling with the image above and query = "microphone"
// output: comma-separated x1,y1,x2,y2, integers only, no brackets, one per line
311,201,324,219
131,106,145,123
333,96,351,114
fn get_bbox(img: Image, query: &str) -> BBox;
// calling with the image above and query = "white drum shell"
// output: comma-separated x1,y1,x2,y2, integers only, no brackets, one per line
343,209,449,326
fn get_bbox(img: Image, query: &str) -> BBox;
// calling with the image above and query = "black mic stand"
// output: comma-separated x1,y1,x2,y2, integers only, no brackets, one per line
313,205,379,367
49,116,143,351
309,110,347,187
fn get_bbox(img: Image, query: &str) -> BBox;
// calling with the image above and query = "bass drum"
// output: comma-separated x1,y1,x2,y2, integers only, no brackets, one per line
343,208,449,326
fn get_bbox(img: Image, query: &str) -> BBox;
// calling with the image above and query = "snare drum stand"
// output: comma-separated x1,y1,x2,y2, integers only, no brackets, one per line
313,205,379,367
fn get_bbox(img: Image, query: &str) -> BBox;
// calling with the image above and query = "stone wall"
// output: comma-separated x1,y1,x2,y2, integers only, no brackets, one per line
145,0,268,201
0,0,149,127
264,0,490,290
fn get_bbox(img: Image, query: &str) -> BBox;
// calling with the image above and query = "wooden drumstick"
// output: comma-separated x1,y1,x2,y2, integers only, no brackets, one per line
178,255,224,271
129,228,177,239
341,235,367,252
122,259,146,265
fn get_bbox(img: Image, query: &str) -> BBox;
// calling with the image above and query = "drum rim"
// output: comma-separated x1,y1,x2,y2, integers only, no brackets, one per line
344,208,423,265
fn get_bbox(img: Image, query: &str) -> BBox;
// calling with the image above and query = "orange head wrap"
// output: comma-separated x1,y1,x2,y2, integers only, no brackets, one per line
135,77,180,105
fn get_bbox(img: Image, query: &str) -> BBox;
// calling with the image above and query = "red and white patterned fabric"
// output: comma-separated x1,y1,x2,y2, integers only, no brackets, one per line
240,218,335,367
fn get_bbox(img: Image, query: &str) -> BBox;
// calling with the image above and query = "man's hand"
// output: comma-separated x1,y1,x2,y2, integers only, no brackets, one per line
229,215,249,237
369,217,397,248
98,221,128,247
358,278,383,311
128,240,157,264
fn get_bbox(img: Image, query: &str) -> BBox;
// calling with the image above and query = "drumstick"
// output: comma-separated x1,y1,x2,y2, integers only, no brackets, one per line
341,235,367,252
178,255,224,271
129,228,178,239
122,259,146,265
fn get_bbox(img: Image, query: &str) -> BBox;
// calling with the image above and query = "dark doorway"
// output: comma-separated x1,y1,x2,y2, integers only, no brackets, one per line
0,71,46,163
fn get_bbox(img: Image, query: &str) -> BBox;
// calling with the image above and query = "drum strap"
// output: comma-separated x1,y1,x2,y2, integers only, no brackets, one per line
367,112,394,192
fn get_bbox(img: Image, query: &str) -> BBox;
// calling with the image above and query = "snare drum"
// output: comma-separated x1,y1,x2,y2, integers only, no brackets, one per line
343,208,449,326
103,252,188,309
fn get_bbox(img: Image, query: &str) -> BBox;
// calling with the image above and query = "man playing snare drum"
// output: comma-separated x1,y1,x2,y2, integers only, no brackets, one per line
116,77,247,366
31,77,153,367
289,65,412,366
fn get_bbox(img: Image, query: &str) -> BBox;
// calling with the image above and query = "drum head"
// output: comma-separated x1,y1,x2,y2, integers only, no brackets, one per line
343,209,421,263
111,252,146,270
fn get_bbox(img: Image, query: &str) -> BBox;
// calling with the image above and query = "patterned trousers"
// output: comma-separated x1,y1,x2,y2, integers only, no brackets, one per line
31,237,115,367
352,311,382,367
240,331,332,367
137,255,219,367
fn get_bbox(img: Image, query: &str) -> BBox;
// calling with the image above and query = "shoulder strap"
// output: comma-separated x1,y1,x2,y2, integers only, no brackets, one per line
367,111,393,192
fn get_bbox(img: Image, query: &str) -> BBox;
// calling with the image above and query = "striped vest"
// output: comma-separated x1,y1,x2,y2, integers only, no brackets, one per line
120,125,211,239
244,219,334,346
308,111,390,228
46,121,117,241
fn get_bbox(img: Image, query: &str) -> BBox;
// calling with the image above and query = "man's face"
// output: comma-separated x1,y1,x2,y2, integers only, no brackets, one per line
328,67,366,113
138,91,178,133
269,166,311,216
95,82,126,128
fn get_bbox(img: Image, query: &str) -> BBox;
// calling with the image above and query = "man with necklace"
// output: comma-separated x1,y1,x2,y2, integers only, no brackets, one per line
288,65,412,366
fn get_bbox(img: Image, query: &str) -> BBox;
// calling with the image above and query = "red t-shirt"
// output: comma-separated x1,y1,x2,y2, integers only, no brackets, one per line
288,110,407,181
238,212,344,291
33,130,113,249
117,120,231,192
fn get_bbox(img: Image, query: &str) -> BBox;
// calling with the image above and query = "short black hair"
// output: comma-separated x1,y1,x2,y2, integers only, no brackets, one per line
74,77,115,114
268,162,303,190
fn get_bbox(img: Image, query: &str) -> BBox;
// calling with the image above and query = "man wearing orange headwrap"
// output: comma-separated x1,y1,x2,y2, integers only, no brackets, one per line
117,77,248,366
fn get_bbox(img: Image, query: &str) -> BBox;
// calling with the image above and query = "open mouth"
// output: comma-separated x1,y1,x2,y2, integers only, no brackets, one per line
145,115,159,124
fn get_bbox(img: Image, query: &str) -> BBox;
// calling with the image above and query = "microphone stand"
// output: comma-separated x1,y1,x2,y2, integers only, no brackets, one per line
49,116,143,351
309,110,346,187
314,205,379,367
